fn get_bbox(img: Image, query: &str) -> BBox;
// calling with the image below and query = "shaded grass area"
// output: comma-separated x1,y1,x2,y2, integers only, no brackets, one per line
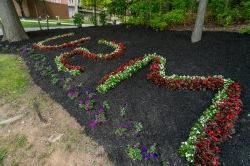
0,55,29,101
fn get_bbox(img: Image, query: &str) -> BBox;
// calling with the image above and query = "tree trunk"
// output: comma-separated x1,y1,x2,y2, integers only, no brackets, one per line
18,2,26,18
0,21,7,41
0,0,28,42
34,0,42,30
191,0,208,43
93,0,97,26
42,0,49,30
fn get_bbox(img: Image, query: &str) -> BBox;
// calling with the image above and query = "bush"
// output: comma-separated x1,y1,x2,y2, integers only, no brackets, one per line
150,9,186,31
241,0,250,19
216,9,241,26
99,11,107,26
72,13,84,27
149,15,167,31
119,0,250,29
242,25,250,34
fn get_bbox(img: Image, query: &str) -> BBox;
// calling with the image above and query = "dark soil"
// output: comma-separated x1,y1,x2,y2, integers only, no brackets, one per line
1,25,250,166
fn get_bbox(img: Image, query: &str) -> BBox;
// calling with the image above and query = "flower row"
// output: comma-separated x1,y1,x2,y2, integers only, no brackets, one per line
33,33,90,51
96,53,242,165
193,82,242,165
55,39,126,75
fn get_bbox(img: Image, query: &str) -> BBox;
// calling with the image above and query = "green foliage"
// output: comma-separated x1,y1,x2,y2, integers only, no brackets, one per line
0,55,29,101
242,25,250,34
126,145,142,161
241,0,250,18
99,11,107,25
217,9,240,26
103,100,110,110
51,74,59,85
208,0,250,26
108,0,127,17
107,0,250,30
73,13,84,27
134,122,143,133
96,112,107,122
115,127,128,136
81,0,111,8
150,9,186,30
149,144,157,153
120,106,126,117
63,77,73,91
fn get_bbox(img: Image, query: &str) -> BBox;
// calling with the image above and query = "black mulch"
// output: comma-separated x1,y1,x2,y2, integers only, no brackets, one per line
1,25,250,166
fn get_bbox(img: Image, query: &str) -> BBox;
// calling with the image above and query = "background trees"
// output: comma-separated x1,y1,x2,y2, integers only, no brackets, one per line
106,0,249,30
80,0,111,25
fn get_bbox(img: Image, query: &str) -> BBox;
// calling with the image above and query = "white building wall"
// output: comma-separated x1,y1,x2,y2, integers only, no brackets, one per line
68,0,80,17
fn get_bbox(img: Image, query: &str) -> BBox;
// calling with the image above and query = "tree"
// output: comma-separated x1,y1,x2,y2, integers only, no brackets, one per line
15,0,25,17
34,0,42,30
81,0,111,25
191,0,208,43
40,0,49,30
0,0,28,42
93,0,97,25
108,0,127,19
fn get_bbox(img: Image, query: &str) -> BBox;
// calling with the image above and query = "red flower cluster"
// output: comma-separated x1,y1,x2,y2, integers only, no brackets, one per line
79,42,126,60
59,41,126,73
195,83,242,166
60,49,85,72
147,57,224,91
33,37,90,51
105,42,126,60
100,56,143,84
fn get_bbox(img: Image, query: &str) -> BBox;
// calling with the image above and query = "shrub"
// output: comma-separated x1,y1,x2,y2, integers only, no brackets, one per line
149,14,167,31
242,25,250,34
73,13,84,27
216,9,241,26
150,9,186,31
241,0,250,19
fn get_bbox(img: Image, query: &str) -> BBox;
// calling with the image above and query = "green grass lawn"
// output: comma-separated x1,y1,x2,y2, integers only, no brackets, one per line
0,55,29,101
20,19,75,28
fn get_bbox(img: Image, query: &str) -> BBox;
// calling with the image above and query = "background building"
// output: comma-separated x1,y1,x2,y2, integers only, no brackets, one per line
13,0,81,19
68,0,81,18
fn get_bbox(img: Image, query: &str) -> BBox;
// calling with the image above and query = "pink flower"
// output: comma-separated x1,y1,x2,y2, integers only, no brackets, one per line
88,120,98,129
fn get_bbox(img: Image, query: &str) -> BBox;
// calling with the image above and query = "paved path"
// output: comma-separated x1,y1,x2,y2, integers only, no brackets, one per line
0,24,93,36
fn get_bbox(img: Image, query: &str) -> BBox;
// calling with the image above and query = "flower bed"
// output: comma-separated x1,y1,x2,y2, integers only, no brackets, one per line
31,34,243,165
55,39,126,75
33,33,90,51
97,53,243,165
